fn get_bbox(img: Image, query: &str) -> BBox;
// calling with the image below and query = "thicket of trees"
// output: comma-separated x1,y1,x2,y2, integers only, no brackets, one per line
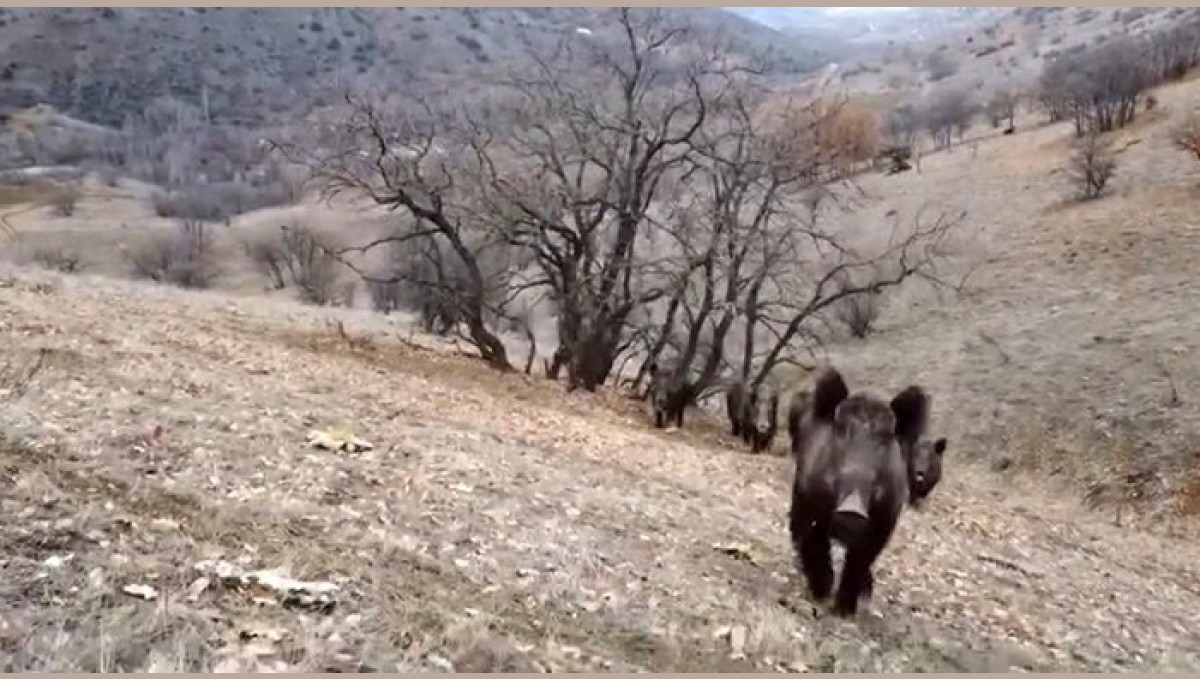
879,88,978,155
873,15,1200,163
276,9,957,398
1035,18,1200,136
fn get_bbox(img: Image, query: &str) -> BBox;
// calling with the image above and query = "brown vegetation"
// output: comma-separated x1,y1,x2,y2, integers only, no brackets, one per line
1067,132,1118,201
124,220,222,289
278,10,956,398
1174,112,1200,163
6,5,1200,673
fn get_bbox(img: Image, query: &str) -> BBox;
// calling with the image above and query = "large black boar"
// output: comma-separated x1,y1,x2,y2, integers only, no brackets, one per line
787,368,929,617
726,379,781,453
785,388,812,456
647,360,694,429
725,379,750,439
745,383,780,454
904,436,948,507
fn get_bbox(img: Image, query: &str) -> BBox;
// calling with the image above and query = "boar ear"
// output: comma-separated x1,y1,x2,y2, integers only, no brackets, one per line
889,385,929,448
933,437,948,455
811,368,849,423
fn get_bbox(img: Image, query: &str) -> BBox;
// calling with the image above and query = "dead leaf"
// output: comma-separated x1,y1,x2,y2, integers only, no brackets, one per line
149,518,180,533
239,624,288,643
122,583,158,601
186,576,211,602
306,428,374,453
42,553,72,569
193,560,340,611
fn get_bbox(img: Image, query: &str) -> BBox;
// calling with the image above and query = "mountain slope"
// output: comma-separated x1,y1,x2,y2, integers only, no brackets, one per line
2,260,1200,671
0,7,834,129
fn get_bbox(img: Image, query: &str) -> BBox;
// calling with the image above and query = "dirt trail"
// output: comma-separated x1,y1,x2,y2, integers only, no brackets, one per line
2,266,1200,672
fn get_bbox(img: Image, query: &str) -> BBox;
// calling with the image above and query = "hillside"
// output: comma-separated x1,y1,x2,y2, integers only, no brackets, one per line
736,6,1200,99
727,7,1005,50
5,6,1200,674
0,7,834,129
3,59,1200,673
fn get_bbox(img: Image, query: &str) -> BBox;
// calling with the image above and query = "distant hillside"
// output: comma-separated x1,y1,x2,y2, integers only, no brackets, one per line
0,7,836,130
732,6,1200,99
726,7,1005,52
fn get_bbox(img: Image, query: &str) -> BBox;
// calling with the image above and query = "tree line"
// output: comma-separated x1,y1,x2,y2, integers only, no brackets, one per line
273,9,958,401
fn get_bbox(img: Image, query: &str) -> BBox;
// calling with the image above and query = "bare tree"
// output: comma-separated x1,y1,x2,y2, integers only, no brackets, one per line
125,219,222,289
273,7,963,394
466,9,737,391
831,268,885,339
883,102,921,149
986,88,1021,131
1142,17,1200,83
273,93,518,370
922,87,975,150
641,79,817,397
632,80,960,400
1173,112,1200,164
1031,82,1070,125
1068,131,1117,201
243,222,342,305
925,50,958,82
1040,38,1152,137
747,206,960,387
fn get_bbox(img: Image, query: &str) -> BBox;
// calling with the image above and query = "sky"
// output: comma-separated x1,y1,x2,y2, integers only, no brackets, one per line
824,7,912,14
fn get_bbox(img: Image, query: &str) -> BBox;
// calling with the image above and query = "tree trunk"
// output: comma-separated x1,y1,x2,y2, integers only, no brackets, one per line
465,312,512,371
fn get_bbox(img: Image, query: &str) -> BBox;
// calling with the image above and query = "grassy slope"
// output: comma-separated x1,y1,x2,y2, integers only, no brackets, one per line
828,7,1198,100
3,74,1200,671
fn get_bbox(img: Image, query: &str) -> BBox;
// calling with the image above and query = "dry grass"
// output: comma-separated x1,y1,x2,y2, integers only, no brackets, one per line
2,257,1200,671
3,72,1200,673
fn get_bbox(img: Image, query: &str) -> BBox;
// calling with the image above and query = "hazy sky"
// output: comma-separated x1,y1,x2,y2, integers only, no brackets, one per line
825,7,911,13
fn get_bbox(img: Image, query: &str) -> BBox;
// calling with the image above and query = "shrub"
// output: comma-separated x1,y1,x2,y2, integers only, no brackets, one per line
150,180,298,223
922,87,976,149
125,220,221,289
152,188,231,222
366,278,403,314
1068,132,1117,201
335,279,358,308
48,183,80,217
834,291,883,338
925,50,958,81
283,225,340,306
1173,112,1200,163
97,165,121,187
243,223,342,306
31,246,81,273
